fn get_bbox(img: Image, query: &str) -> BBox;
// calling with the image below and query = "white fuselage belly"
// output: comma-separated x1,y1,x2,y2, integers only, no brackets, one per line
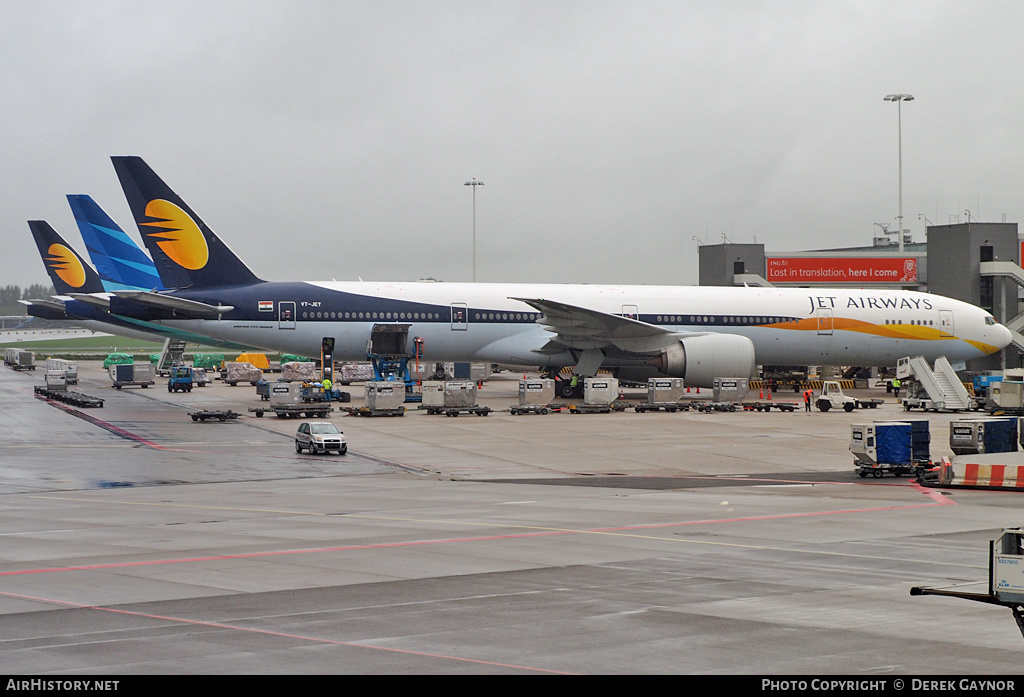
152,282,1004,367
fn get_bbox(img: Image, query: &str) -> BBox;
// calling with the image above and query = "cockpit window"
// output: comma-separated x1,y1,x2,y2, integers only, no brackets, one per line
985,316,996,326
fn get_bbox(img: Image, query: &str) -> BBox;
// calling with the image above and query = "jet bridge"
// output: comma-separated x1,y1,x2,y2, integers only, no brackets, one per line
979,261,1024,351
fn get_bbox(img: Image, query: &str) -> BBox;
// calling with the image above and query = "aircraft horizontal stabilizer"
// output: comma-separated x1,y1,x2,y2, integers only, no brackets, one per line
112,290,233,318
22,298,66,312
67,293,112,309
511,297,687,354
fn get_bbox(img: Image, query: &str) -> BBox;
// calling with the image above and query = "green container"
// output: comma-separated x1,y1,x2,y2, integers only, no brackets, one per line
103,353,134,368
193,353,225,369
280,353,313,364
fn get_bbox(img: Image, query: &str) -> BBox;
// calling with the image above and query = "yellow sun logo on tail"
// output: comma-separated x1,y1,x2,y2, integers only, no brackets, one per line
45,244,86,288
141,199,209,270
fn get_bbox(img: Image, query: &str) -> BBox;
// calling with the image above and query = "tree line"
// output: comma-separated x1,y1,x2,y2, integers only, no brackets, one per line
0,284,56,316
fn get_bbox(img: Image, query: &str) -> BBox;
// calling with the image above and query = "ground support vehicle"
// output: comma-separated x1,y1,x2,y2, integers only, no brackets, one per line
851,421,932,478
816,380,883,412
692,401,739,412
739,401,798,412
189,409,240,422
33,385,103,408
434,405,492,417
561,402,625,414
634,401,688,413
249,404,334,419
167,366,194,393
340,405,406,417
509,404,552,415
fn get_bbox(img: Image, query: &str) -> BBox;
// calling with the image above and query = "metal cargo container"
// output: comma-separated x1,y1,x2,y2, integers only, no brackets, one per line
420,381,446,408
851,422,913,467
269,381,303,407
519,379,554,405
132,362,155,383
442,380,478,408
45,358,78,383
44,370,68,391
713,377,749,403
950,417,1019,455
647,378,685,404
990,381,1024,410
365,382,407,411
584,377,619,406
11,350,35,371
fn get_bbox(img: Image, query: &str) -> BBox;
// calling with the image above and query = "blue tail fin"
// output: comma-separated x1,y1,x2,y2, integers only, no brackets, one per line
28,221,106,295
67,195,165,292
111,156,264,289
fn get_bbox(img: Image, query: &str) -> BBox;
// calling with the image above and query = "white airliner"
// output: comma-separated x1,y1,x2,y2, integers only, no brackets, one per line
99,156,1011,387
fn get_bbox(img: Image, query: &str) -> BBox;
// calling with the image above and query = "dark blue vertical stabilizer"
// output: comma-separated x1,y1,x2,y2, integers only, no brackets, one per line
111,156,264,289
28,221,106,295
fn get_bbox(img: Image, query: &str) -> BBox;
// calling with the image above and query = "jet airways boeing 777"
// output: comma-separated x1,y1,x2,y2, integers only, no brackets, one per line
103,156,1011,386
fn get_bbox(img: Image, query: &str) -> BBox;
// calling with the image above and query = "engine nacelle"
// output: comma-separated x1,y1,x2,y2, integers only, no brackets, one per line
648,334,756,388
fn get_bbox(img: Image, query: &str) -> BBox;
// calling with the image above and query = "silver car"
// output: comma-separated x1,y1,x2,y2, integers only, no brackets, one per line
295,421,347,455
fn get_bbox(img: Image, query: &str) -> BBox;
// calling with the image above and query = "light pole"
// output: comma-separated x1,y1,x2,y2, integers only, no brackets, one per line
884,94,914,253
464,177,484,282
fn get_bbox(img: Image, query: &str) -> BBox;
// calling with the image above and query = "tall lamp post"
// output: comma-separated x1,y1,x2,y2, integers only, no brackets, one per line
464,177,484,282
884,94,914,253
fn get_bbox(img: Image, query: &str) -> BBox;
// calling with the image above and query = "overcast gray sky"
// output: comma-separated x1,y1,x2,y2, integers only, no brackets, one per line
2,1,1022,290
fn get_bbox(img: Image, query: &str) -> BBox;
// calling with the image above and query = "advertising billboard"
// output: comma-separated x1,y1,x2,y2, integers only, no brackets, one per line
766,257,918,284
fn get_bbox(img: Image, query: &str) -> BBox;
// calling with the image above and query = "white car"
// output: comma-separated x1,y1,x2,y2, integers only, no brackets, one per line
295,421,347,455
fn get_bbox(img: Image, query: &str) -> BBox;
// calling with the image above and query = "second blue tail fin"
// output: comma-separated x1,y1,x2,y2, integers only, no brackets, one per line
67,195,164,292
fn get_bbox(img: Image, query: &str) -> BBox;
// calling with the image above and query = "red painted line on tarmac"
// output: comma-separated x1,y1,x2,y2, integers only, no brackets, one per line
36,397,168,450
0,590,573,674
1,490,952,578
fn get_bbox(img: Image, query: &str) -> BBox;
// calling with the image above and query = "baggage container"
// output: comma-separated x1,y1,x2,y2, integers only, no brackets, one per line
338,362,376,384
366,382,406,411
584,377,619,406
422,380,479,412
11,350,35,371
108,362,155,389
281,361,317,382
45,358,78,383
44,370,67,391
269,381,303,407
224,361,263,386
647,378,685,404
950,417,1018,455
713,377,749,403
519,378,555,405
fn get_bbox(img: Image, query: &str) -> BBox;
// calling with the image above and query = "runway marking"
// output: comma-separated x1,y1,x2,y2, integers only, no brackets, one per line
34,400,168,450
0,589,574,675
11,487,966,577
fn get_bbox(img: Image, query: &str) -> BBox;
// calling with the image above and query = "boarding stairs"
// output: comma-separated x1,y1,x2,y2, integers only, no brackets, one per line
896,355,973,411
156,338,188,376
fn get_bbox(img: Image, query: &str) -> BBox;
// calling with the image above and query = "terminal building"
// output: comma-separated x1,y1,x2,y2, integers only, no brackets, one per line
698,222,1023,372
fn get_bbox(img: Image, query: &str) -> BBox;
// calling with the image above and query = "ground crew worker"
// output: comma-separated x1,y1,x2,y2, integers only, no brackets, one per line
892,378,901,398
322,377,332,401
804,389,813,411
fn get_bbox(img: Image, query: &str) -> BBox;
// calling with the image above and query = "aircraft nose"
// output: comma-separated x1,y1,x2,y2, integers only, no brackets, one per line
999,323,1014,349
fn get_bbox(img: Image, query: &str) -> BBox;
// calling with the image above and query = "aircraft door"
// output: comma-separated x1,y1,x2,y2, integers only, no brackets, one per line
816,309,833,335
450,303,468,331
279,301,296,330
939,310,954,337
621,304,638,321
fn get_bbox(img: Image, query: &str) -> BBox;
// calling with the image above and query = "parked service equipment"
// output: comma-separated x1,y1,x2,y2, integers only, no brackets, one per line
713,377,749,403
5,349,35,371
167,366,194,393
851,420,931,478
248,381,334,418
189,410,241,422
911,528,1024,640
949,417,1018,456
422,380,490,416
281,361,317,382
224,361,263,386
633,378,686,413
44,370,67,391
109,362,155,389
34,384,104,408
988,378,1024,414
365,382,406,411
510,378,555,415
897,355,974,412
45,358,77,384
816,380,883,412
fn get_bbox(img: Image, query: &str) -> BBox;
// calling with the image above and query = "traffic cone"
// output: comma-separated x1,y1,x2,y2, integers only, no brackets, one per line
759,388,764,399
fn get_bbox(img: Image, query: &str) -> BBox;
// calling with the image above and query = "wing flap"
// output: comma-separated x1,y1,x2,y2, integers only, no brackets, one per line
112,290,233,318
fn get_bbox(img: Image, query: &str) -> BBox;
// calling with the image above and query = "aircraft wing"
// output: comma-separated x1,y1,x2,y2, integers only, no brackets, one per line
112,290,234,318
511,297,693,354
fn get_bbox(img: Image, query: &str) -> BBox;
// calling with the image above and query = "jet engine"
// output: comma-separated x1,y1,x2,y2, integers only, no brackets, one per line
648,334,756,388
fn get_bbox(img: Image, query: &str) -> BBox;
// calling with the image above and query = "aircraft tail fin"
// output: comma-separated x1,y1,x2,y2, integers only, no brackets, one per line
66,194,165,291
111,156,264,289
28,221,106,295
